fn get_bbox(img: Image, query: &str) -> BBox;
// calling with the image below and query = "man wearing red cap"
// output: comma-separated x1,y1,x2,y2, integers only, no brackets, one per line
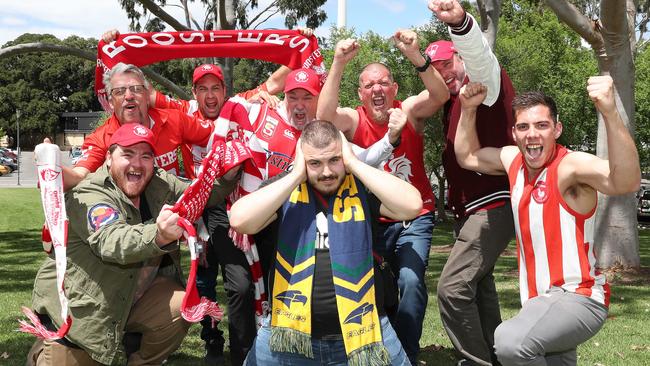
426,1,516,365
316,29,449,364
28,124,236,365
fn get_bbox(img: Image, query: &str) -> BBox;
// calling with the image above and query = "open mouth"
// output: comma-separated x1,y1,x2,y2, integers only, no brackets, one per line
526,144,543,160
127,171,142,182
445,77,454,86
372,96,385,108
293,112,306,122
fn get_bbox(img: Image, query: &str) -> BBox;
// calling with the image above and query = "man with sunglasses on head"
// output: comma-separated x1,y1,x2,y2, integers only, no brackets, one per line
62,62,215,190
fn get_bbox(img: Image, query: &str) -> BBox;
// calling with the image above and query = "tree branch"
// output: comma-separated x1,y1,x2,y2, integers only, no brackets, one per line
475,0,501,49
136,0,191,31
246,1,278,29
0,43,191,100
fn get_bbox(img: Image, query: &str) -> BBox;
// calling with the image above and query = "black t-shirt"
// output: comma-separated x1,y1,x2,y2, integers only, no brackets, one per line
264,188,386,339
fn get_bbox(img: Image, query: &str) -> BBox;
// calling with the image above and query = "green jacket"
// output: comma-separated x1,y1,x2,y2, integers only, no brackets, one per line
32,164,233,365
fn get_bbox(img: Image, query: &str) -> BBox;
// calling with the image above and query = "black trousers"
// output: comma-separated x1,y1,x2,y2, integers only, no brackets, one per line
205,204,274,366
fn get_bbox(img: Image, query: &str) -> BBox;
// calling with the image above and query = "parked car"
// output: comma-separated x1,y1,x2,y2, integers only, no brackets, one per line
638,190,650,218
0,165,9,176
0,147,17,160
0,151,16,163
0,157,16,172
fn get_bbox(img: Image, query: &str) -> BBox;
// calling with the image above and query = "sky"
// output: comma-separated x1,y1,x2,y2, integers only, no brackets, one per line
0,0,433,47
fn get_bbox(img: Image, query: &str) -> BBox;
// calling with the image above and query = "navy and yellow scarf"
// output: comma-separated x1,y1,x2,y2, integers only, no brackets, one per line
269,174,390,366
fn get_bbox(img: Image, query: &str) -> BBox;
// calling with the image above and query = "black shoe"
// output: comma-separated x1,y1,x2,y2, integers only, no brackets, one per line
204,339,225,366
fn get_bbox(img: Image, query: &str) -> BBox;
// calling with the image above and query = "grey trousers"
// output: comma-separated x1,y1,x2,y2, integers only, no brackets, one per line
437,204,515,366
494,289,608,366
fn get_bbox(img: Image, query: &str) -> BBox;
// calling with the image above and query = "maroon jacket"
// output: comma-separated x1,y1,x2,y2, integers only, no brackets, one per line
443,67,516,220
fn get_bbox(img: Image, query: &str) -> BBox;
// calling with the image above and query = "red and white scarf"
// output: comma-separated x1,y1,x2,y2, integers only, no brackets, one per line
95,29,326,111
19,144,71,340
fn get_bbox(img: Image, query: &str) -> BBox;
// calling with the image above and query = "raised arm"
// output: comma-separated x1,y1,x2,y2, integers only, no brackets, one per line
341,133,422,220
454,83,513,175
394,29,449,133
229,144,307,234
429,0,501,106
316,39,361,140
564,76,640,195
351,107,407,167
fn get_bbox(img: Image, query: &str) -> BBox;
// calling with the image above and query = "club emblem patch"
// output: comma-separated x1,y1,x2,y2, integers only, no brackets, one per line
88,204,119,231
532,180,549,204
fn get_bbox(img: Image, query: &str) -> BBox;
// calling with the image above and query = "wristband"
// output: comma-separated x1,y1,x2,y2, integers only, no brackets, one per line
415,54,431,73
390,135,402,148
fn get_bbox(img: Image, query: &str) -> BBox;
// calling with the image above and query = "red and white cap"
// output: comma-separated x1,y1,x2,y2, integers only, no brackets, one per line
109,124,155,149
193,64,225,84
284,68,321,96
424,40,457,62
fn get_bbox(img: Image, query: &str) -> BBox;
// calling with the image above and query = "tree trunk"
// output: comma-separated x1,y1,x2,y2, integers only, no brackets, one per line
476,0,502,49
432,168,449,223
545,0,640,268
593,0,640,268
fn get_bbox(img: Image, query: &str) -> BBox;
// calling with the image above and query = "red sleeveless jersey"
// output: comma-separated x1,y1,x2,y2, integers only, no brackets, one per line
508,144,609,307
352,101,435,217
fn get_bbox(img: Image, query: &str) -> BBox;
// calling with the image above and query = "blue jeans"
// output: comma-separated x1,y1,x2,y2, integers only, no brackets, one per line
244,316,411,365
378,213,434,364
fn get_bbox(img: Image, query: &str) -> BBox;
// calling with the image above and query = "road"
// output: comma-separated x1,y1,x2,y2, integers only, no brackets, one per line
0,150,72,188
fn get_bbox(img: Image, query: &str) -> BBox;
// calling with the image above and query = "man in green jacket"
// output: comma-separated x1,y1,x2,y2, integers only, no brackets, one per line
28,124,235,365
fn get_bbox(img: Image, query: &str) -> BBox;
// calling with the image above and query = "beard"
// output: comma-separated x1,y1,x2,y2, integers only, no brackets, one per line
110,166,153,199
309,172,345,196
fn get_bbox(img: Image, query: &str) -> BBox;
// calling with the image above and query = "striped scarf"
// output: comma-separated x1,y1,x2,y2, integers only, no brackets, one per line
270,175,390,366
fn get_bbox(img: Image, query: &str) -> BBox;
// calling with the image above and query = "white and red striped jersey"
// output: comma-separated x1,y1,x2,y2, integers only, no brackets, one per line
508,144,609,307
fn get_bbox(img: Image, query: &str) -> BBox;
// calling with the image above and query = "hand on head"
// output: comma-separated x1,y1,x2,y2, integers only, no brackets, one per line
428,0,466,25
334,39,360,65
387,108,407,144
587,75,616,115
339,131,358,171
459,82,487,109
291,139,307,182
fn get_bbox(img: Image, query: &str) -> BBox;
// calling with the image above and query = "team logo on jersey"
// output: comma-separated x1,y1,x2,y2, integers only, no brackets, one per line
383,153,413,183
261,117,279,138
275,290,308,308
267,151,293,172
283,129,296,140
87,204,119,231
532,180,549,204
343,302,374,324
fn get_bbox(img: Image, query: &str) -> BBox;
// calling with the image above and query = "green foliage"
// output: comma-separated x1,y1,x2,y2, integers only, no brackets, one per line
634,45,650,171
0,34,102,148
496,1,598,150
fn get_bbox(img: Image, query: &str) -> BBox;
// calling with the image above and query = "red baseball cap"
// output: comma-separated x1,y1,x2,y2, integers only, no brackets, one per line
193,64,225,84
109,124,155,149
425,40,457,62
284,68,321,96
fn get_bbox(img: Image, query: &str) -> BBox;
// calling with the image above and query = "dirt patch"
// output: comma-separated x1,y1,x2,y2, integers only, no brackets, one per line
602,265,650,286
430,244,517,257
430,245,453,254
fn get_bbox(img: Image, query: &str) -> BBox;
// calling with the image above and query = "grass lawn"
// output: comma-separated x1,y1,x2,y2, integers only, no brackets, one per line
1,188,648,365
